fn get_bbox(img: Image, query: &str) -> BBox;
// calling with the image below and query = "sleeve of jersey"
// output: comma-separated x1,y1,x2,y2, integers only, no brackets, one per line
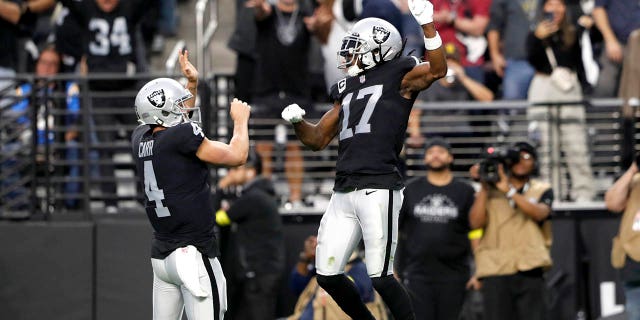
57,0,88,23
401,56,421,71
539,189,554,208
329,80,345,102
176,123,205,155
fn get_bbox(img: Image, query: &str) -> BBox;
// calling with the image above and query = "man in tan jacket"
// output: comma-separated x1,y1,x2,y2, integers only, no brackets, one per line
605,152,640,320
469,141,553,320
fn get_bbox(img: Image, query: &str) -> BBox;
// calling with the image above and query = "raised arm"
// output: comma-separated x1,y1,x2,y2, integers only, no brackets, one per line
592,6,623,63
178,49,198,109
454,14,490,37
196,98,251,166
246,0,272,21
448,60,494,101
400,0,447,97
282,102,341,151
0,1,22,24
605,163,639,212
468,164,489,229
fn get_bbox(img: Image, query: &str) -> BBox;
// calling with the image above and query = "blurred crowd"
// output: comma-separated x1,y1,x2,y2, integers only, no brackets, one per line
1,0,638,211
2,0,640,319
226,0,640,207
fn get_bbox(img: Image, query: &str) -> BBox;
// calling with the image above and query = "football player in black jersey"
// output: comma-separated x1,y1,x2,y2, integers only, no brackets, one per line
280,0,446,319
131,50,251,320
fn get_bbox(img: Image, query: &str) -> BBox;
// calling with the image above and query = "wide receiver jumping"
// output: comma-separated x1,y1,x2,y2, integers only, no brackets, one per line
280,0,447,319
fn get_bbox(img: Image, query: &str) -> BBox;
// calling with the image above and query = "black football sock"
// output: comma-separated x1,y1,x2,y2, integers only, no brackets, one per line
316,274,376,320
371,275,416,320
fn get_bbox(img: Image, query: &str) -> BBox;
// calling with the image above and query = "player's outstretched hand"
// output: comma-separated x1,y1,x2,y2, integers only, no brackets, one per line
408,0,434,25
230,98,251,123
281,104,306,124
179,49,198,83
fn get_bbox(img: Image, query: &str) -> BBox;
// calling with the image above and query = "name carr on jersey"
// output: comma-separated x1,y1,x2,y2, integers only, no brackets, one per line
139,140,154,157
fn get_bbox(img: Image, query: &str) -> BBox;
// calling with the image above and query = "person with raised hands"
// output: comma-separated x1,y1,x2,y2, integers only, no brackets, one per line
281,0,446,319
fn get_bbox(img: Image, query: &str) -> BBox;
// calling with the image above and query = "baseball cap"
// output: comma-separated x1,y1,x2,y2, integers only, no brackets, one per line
512,141,538,159
245,149,263,175
424,136,452,154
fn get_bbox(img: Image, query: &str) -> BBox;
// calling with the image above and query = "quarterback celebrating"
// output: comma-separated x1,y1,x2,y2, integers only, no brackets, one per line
132,50,251,320
281,0,446,319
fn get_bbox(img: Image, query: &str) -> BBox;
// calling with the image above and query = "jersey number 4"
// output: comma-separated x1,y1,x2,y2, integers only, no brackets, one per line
339,85,383,141
143,160,170,217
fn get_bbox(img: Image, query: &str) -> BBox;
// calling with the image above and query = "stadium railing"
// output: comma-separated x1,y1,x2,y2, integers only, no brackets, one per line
0,73,637,219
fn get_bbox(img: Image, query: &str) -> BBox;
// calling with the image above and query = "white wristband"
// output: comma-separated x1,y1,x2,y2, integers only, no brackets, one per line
424,32,442,51
506,187,517,199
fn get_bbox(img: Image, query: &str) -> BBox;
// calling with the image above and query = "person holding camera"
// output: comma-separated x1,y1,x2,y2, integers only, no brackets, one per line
469,141,554,320
526,0,595,202
605,152,640,320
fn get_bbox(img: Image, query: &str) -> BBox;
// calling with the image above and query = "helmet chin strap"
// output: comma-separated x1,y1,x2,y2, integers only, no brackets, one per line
347,65,363,76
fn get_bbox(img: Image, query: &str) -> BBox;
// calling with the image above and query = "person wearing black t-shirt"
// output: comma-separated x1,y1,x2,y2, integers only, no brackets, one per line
131,51,251,320
57,0,153,212
213,151,285,320
281,4,448,319
0,0,55,88
249,0,313,206
395,137,476,320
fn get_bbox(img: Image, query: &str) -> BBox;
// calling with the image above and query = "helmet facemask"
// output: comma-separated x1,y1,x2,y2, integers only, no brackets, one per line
336,24,404,77
174,92,202,126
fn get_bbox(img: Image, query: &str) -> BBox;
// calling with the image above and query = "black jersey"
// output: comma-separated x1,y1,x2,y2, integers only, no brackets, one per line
0,0,20,69
59,0,147,89
131,123,218,259
396,177,475,281
329,56,420,191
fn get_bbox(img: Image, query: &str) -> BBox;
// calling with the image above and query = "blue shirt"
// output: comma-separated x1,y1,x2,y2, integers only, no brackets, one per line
11,82,79,145
595,0,640,44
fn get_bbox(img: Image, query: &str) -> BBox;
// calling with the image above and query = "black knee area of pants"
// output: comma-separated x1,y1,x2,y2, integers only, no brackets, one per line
370,274,395,291
316,274,375,320
316,274,343,291
371,275,416,320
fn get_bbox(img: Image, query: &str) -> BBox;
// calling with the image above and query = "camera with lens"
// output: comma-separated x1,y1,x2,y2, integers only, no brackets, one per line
478,146,521,184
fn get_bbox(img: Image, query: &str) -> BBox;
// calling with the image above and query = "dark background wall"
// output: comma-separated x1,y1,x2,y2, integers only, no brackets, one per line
0,209,627,320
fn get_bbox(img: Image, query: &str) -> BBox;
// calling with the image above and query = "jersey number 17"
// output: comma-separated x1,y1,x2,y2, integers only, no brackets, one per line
339,85,383,141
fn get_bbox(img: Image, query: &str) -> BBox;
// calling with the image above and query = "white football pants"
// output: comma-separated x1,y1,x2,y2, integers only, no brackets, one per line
316,188,403,277
151,247,227,320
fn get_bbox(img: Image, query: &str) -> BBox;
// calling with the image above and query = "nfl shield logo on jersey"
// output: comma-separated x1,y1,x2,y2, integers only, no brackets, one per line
372,26,390,44
148,89,166,108
359,75,366,83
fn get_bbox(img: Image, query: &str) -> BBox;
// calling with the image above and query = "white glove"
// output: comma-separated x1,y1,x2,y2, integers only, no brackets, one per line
408,0,434,25
174,245,209,298
281,104,306,124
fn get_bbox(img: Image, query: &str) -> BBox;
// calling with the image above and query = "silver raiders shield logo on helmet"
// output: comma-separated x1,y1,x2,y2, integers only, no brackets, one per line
372,26,390,44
